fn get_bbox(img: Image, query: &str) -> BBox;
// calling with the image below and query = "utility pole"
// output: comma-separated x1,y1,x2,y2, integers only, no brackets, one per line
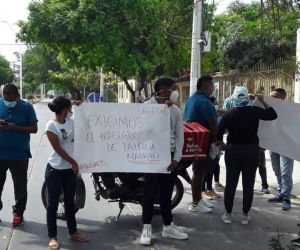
19,46,23,98
294,20,300,103
189,0,203,97
100,67,104,102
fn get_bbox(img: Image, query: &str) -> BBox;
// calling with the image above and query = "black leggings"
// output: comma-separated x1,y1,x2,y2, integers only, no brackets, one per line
224,144,259,214
203,158,220,191
214,161,220,182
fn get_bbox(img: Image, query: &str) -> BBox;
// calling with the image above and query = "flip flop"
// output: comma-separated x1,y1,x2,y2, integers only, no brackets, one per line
49,238,60,249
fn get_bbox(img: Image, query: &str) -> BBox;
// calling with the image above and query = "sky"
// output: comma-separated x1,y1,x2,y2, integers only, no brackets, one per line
0,0,256,64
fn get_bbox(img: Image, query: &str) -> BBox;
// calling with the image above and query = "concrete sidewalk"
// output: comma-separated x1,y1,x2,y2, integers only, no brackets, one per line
0,102,299,250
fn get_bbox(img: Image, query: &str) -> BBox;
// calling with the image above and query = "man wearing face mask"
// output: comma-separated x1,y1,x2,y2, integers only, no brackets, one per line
184,75,218,213
0,84,38,226
140,78,188,246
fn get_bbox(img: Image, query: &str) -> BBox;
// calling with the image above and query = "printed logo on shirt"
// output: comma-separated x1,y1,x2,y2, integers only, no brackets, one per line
60,129,68,140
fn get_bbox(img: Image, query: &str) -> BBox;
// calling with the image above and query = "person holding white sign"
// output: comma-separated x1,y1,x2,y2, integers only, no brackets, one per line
45,96,88,249
140,78,188,246
217,87,277,225
268,88,294,211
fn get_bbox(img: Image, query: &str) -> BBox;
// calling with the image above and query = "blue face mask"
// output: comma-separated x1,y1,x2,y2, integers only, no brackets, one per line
4,100,17,108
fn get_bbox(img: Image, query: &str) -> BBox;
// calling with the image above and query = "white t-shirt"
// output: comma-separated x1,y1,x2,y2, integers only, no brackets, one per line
45,119,74,170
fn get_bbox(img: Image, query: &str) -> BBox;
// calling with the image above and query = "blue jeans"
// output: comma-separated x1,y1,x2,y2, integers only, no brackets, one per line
270,152,293,200
45,164,77,238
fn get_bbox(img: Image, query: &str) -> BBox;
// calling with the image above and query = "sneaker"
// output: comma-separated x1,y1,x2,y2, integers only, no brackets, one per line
221,213,232,224
162,222,188,240
188,200,212,213
262,188,270,194
214,182,225,190
268,196,283,203
202,191,214,200
12,215,24,227
140,224,152,246
188,203,198,212
201,199,214,208
198,200,213,212
206,190,220,199
291,237,300,247
282,199,291,211
241,214,251,225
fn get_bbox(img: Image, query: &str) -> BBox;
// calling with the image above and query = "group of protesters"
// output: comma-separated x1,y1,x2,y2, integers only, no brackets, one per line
0,77,298,249
184,76,296,243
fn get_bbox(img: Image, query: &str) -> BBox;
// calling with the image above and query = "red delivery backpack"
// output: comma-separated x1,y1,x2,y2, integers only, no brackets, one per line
182,122,211,161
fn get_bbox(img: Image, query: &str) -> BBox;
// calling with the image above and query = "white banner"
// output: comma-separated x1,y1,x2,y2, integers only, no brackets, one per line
257,97,300,161
74,103,171,173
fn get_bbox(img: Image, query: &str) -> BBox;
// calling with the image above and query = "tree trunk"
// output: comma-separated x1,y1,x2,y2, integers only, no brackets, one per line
139,70,149,99
111,68,135,102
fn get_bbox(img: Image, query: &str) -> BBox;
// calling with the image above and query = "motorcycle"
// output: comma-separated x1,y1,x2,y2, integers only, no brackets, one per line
41,161,192,222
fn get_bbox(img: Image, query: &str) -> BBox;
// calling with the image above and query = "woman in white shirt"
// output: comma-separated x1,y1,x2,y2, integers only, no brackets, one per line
45,96,88,249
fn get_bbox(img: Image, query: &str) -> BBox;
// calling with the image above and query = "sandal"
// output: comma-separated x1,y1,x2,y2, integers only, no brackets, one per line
49,238,60,249
69,231,89,242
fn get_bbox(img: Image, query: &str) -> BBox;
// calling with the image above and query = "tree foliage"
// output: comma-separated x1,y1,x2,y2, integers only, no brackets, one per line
22,45,60,92
18,0,193,98
211,0,300,72
0,55,14,85
18,0,300,93
22,45,102,98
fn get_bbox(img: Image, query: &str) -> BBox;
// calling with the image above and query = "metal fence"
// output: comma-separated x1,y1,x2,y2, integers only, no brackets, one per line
213,58,295,105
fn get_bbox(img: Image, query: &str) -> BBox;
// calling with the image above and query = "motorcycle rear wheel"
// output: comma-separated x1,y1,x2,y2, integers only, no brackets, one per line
41,177,84,220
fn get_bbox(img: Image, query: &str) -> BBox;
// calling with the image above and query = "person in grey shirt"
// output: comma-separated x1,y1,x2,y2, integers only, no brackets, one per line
140,78,188,246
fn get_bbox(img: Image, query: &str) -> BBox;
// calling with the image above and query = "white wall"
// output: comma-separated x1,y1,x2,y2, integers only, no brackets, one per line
118,79,136,103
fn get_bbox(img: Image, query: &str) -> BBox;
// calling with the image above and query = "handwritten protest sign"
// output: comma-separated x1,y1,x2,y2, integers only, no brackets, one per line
256,96,300,161
74,103,171,173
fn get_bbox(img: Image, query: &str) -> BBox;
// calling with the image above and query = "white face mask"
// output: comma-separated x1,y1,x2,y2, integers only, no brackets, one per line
66,111,73,120
4,100,17,108
170,90,179,103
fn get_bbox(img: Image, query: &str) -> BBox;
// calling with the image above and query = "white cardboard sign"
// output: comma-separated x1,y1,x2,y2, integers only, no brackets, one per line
74,103,171,173
257,96,300,161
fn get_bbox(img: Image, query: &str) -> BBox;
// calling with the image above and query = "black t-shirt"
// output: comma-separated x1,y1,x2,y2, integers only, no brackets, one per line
217,106,277,145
